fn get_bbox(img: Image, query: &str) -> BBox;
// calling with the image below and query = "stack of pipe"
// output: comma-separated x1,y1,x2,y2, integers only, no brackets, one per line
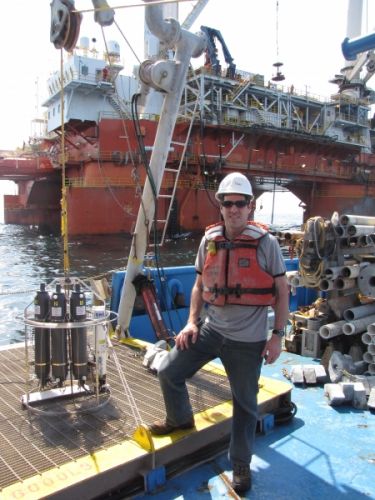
362,323,375,374
276,230,305,248
319,263,365,292
290,213,375,374
319,305,375,339
342,303,375,335
337,214,375,253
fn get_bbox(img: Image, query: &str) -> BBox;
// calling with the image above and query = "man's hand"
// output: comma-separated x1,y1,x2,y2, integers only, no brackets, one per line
262,335,282,364
175,322,200,350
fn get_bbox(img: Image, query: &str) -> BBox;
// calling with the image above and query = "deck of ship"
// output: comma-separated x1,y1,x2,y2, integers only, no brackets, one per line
0,339,292,499
134,351,375,500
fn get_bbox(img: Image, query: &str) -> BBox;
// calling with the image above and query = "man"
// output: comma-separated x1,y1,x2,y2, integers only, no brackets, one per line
149,172,289,494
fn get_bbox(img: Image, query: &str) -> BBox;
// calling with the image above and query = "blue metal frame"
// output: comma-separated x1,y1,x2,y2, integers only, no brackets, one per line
111,259,317,342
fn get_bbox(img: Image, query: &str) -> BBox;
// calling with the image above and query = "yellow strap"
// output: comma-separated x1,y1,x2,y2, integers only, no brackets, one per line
60,49,70,276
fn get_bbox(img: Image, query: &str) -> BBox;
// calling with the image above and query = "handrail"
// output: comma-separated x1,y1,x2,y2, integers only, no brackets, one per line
65,176,219,190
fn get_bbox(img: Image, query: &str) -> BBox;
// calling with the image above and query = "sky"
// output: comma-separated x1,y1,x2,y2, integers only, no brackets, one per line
0,0,374,222
2,0,373,151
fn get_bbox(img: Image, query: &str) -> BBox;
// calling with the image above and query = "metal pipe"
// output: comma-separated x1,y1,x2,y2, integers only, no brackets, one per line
347,225,375,236
340,214,375,226
343,302,375,321
319,279,335,291
334,277,356,290
342,32,375,61
341,264,362,278
363,351,374,363
361,332,374,345
319,320,346,339
342,314,375,335
325,266,345,280
368,363,375,375
369,323,375,335
369,344,375,356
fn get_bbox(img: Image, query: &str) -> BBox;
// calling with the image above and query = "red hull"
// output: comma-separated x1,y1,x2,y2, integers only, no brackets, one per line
2,118,375,235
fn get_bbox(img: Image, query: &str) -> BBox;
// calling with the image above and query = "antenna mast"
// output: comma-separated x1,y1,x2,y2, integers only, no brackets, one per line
272,0,285,82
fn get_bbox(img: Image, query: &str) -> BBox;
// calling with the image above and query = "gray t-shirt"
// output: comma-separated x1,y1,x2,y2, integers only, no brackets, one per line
195,231,286,342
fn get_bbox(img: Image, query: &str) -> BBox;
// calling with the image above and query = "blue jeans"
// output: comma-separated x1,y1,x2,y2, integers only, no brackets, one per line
157,323,266,466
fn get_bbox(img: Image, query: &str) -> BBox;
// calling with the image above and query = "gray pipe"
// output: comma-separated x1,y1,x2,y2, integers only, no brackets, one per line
325,266,345,279
334,277,356,290
341,264,361,278
343,303,375,321
319,279,335,291
319,320,346,339
347,225,375,236
363,351,374,363
361,332,374,345
340,214,375,226
342,314,375,335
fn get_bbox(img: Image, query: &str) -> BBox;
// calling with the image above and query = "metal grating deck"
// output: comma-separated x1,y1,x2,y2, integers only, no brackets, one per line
0,340,232,492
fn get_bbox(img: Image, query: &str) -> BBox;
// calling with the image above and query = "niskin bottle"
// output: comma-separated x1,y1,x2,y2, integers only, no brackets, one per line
70,284,88,385
34,283,50,386
50,284,67,385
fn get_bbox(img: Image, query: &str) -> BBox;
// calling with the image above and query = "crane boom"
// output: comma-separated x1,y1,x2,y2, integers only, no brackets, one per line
181,0,209,30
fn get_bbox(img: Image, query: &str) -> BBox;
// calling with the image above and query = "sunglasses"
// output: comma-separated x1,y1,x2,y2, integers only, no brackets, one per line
221,200,249,208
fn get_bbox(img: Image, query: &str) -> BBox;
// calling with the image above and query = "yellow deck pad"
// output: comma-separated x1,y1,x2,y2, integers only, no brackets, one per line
2,440,147,500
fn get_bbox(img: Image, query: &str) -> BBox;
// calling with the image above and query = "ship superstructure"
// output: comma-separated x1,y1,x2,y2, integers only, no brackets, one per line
1,0,375,235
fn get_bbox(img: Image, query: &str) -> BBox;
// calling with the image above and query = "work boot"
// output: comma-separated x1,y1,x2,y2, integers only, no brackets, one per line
148,419,195,435
232,463,252,494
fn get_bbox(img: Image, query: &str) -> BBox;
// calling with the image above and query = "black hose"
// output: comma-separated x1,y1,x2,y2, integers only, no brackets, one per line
273,401,298,424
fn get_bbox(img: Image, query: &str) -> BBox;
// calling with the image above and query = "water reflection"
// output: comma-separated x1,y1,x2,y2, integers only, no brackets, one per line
0,224,199,345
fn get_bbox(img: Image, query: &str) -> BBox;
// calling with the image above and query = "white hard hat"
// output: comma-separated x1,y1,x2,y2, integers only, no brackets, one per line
215,172,253,201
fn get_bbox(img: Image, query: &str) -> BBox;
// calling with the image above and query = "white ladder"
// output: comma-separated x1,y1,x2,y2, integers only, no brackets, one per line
151,100,199,246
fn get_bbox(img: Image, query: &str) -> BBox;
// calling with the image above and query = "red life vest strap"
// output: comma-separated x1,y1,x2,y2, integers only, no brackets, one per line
203,284,275,298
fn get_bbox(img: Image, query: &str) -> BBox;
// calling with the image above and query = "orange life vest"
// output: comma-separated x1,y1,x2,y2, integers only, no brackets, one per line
201,222,276,306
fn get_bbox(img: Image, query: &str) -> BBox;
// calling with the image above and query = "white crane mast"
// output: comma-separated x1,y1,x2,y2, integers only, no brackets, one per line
116,1,206,335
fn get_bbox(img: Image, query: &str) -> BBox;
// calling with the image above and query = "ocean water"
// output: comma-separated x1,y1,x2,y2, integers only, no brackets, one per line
0,224,199,346
0,212,301,346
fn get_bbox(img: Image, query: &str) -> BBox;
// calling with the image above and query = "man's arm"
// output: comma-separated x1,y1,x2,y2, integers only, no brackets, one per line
272,274,290,330
262,274,289,364
175,274,204,350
